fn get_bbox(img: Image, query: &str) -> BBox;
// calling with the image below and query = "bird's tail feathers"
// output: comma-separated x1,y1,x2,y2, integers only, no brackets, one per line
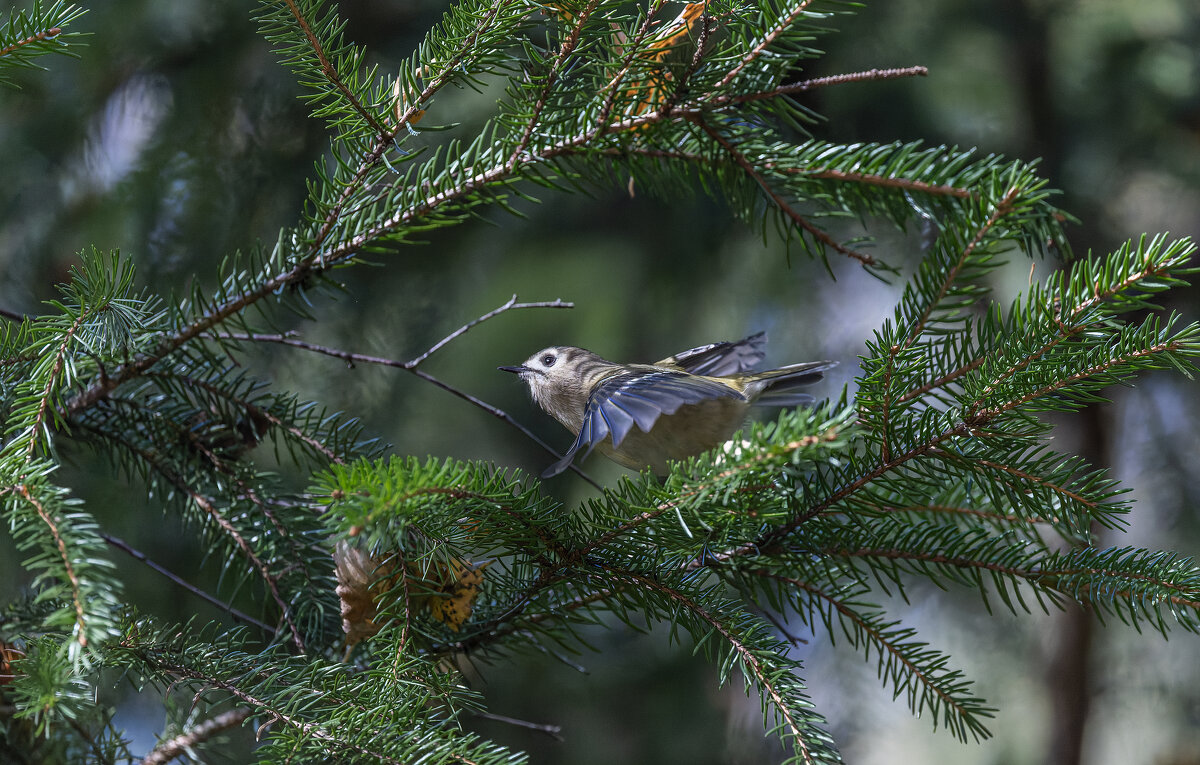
751,360,836,406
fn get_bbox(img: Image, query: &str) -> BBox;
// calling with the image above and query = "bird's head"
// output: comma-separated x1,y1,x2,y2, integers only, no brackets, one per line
499,346,606,423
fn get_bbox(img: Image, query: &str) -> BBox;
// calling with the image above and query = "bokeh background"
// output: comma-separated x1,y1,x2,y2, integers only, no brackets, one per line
1,0,1198,763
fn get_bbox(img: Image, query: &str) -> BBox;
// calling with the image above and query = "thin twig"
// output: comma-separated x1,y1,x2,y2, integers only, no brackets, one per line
472,711,564,742
0,308,26,322
408,296,573,368
140,708,253,765
727,66,929,106
100,532,276,635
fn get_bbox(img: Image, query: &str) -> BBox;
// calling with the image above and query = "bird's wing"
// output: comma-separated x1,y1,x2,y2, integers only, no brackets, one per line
541,370,744,477
656,331,767,376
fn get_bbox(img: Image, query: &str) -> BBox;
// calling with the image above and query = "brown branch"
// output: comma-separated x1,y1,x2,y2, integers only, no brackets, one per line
140,708,253,765
710,0,817,93
731,66,929,105
896,355,986,404
471,711,564,742
0,27,62,58
509,0,604,171
691,116,878,266
14,484,88,649
407,295,573,367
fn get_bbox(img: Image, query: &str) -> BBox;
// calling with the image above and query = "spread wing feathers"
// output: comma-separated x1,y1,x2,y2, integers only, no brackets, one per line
657,332,767,376
751,360,837,406
541,371,745,477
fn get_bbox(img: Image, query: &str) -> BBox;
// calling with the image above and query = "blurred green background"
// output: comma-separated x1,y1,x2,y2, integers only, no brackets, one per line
2,0,1198,763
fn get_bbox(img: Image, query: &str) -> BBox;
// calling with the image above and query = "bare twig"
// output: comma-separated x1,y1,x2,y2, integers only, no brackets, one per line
727,66,929,106
472,711,564,742
100,532,275,635
408,296,573,368
140,708,253,765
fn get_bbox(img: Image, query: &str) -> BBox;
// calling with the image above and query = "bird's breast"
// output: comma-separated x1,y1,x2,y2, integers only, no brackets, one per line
597,397,749,474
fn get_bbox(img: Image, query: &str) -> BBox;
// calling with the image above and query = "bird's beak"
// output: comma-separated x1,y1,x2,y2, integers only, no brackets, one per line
497,365,530,374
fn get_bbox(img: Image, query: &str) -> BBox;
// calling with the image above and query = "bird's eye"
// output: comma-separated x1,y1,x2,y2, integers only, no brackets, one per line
540,353,557,368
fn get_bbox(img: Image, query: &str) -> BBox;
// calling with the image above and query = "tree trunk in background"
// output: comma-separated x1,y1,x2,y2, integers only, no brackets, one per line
998,2,1102,760
1044,405,1109,765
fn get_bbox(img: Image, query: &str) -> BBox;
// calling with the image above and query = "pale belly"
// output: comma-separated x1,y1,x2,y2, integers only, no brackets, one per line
593,398,749,474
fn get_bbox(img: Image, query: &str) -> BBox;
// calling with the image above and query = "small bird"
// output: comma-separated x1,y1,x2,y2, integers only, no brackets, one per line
499,332,834,477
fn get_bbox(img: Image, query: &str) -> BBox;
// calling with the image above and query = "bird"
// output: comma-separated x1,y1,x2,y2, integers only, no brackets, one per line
499,332,834,477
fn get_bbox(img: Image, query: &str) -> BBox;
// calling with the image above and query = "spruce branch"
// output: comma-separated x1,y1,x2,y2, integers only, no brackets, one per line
591,0,673,133
138,369,342,465
901,183,1020,350
278,0,390,138
749,568,994,742
597,563,837,765
0,1,86,87
796,167,972,199
709,0,818,93
509,0,604,171
80,423,304,651
691,116,877,265
11,483,87,649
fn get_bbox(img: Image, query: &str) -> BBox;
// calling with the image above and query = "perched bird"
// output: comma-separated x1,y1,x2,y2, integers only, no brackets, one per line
499,332,834,477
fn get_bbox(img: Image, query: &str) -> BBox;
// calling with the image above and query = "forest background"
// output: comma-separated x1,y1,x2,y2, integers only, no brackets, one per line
1,1,1198,763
